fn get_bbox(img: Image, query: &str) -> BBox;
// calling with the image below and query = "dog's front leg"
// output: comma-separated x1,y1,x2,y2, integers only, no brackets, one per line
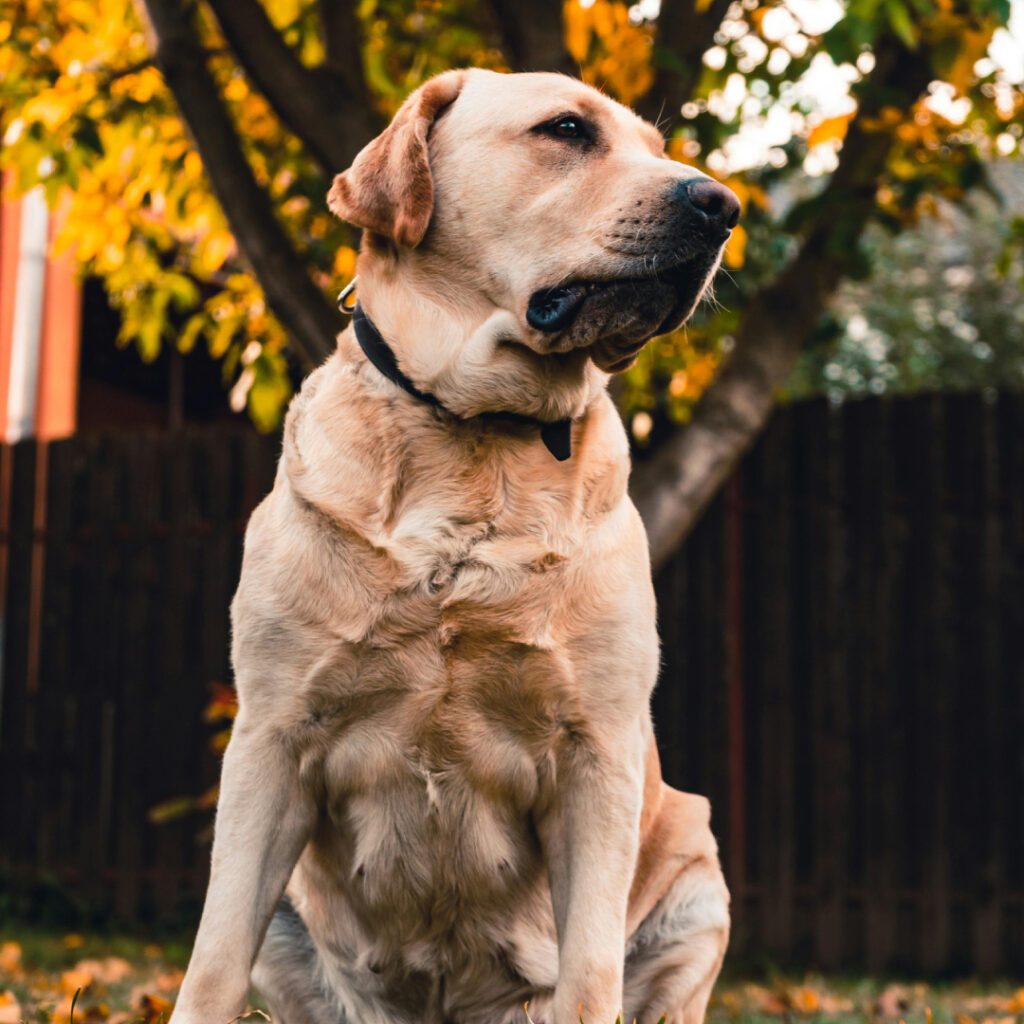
538,735,645,1024
170,718,316,1024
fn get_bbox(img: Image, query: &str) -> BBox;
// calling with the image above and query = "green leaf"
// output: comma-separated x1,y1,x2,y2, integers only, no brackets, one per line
177,313,206,354
148,796,198,824
885,0,919,49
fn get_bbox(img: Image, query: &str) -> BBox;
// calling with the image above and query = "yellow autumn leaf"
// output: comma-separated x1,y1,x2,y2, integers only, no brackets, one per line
722,177,767,213
130,67,162,103
200,231,235,272
564,0,592,63
0,942,21,974
333,244,357,281
137,993,175,1024
224,76,248,102
65,0,96,21
0,991,20,1024
687,353,717,392
52,991,108,1024
184,151,203,181
790,987,821,1014
61,966,93,994
808,113,854,147
593,1,614,40
23,87,75,129
724,222,747,269
264,0,300,28
75,957,133,984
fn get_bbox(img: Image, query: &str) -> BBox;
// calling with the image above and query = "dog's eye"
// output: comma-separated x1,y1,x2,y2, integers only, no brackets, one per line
551,118,583,138
536,116,593,142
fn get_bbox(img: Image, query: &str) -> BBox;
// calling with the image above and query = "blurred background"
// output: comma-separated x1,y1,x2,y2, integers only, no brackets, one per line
1,0,1023,1009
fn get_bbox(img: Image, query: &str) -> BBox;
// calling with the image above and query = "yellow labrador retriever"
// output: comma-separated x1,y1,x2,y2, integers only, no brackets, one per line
170,69,737,1024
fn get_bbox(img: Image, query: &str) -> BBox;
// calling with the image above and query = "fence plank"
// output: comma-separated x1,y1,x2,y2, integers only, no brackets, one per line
113,433,160,919
919,396,955,972
998,394,1024,969
754,407,796,959
1,442,37,884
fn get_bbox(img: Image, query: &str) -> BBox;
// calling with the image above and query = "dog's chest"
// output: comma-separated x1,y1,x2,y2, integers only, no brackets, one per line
307,501,581,922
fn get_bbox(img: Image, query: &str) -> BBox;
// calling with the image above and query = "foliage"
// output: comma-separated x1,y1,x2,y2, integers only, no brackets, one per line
0,0,1021,434
5,938,1024,1024
788,176,1024,402
0,935,187,1023
617,0,1022,442
147,682,236,832
0,0,340,428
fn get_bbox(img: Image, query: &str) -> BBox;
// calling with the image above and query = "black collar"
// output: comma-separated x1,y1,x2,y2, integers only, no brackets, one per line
352,303,573,461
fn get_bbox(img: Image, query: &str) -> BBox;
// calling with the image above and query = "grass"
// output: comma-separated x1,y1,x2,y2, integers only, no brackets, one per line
1,930,1022,1023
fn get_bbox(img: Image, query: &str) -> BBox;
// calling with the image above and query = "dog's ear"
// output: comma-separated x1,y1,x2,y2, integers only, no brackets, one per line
327,70,466,248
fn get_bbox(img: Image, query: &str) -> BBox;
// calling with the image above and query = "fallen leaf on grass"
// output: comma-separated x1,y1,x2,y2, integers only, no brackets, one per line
718,991,742,1014
151,968,184,992
743,983,788,1014
129,971,183,1008
52,993,109,1023
75,957,133,985
876,985,911,1017
0,990,21,1024
0,944,21,977
61,967,94,996
788,986,820,1013
821,994,855,1013
137,992,174,1023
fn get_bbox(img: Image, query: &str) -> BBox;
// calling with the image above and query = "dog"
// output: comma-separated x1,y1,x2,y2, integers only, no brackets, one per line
169,69,737,1024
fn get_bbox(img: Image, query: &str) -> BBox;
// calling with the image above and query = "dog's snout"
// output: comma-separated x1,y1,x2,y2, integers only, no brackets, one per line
679,178,741,232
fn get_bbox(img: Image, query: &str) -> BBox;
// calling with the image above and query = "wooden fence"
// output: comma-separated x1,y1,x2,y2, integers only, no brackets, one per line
0,429,279,925
1,393,1022,972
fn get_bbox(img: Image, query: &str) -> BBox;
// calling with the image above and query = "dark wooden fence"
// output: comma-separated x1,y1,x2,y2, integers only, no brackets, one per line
651,393,1024,975
0,429,279,925
2,393,1022,972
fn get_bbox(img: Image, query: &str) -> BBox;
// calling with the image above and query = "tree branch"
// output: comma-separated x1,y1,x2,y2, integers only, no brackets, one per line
204,0,378,174
631,37,933,571
141,0,342,369
631,224,846,573
486,0,577,74
636,0,732,126
319,0,371,107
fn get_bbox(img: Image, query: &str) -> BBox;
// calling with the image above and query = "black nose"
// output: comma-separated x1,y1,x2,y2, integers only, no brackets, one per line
681,178,741,232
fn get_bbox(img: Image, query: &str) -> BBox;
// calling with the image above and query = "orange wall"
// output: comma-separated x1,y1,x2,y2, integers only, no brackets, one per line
37,202,81,440
0,172,81,441
0,174,23,435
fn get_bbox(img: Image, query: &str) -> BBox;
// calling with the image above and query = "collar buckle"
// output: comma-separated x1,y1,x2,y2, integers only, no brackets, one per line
337,277,359,314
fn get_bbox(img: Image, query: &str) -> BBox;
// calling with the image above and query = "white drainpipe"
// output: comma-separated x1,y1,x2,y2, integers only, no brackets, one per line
6,186,49,442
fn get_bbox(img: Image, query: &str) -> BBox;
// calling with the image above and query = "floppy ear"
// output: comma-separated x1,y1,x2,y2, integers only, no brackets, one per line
327,70,466,248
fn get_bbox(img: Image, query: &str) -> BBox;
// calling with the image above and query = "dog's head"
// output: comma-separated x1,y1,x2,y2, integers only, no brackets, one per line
329,69,738,405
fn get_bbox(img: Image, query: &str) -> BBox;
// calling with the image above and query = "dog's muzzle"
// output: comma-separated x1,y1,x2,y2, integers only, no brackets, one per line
525,177,740,349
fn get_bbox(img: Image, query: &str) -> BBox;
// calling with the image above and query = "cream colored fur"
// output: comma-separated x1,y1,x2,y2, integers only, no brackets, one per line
170,69,730,1024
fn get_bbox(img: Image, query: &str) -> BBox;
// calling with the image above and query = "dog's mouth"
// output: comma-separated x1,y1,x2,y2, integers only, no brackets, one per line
525,252,720,372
